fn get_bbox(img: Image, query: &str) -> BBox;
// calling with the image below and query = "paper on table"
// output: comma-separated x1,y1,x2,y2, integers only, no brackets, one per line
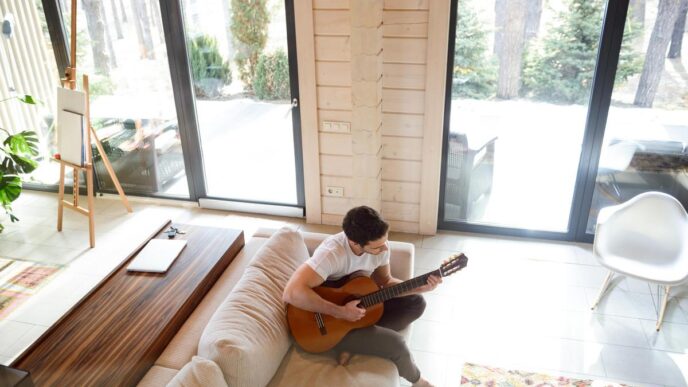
126,239,187,273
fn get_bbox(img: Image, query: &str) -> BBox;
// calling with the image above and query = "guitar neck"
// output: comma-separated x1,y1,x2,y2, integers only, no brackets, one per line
360,269,441,308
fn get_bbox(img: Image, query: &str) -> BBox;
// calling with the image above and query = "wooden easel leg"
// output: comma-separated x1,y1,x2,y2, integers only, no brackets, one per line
91,127,132,213
57,163,65,231
87,167,95,248
73,167,79,207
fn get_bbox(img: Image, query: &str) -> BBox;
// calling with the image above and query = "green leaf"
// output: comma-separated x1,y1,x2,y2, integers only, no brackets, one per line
19,95,36,104
0,173,22,205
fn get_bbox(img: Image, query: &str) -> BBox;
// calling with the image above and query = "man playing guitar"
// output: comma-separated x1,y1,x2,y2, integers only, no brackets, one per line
283,206,441,387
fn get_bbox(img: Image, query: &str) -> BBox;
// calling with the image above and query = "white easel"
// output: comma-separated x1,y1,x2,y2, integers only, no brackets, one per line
55,0,132,248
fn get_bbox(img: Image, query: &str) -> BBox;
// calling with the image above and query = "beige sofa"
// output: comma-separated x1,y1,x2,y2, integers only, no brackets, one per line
137,227,415,387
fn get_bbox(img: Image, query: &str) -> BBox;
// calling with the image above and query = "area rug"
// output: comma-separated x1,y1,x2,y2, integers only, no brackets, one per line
0,258,61,319
461,363,631,387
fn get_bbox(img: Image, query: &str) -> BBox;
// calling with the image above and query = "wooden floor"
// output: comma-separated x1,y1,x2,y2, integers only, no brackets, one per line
12,224,244,387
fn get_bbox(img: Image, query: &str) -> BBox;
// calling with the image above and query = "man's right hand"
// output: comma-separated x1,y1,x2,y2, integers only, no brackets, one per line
337,299,366,321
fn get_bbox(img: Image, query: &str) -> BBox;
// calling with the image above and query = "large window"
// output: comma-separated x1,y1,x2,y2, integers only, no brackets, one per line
586,0,688,234
60,0,189,198
441,0,615,233
180,0,301,205
439,0,684,241
0,0,60,186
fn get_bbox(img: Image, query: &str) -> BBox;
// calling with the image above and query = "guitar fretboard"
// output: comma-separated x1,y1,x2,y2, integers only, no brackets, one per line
359,269,441,308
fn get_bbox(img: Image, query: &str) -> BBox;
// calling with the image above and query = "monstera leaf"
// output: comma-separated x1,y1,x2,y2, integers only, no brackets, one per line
0,94,41,232
2,130,40,174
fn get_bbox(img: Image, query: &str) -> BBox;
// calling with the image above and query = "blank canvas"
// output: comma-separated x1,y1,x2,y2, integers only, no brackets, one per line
56,87,87,165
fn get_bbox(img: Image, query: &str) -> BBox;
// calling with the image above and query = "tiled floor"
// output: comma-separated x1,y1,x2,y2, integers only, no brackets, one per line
1,191,686,386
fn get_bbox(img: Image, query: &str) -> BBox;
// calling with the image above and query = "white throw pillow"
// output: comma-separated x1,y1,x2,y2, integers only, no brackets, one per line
166,356,227,387
198,227,309,387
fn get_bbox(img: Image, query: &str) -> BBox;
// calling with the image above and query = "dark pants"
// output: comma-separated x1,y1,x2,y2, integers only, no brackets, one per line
334,294,427,383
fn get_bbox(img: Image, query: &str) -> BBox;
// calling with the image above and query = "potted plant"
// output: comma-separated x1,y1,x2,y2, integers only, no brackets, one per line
0,94,40,233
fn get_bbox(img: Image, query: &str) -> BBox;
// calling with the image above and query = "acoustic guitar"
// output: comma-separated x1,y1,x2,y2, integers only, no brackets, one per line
286,253,468,353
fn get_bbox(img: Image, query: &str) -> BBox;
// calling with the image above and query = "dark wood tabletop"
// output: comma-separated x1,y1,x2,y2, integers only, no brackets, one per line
12,223,244,387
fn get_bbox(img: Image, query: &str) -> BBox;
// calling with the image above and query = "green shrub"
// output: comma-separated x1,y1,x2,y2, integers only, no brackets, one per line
189,35,232,97
522,0,641,104
253,49,290,100
88,75,116,99
231,0,269,90
452,0,496,99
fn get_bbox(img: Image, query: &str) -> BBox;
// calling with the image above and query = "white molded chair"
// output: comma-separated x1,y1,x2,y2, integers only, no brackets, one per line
590,191,688,330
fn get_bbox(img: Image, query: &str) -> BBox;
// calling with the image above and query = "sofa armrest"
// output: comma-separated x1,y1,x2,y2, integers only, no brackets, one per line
255,228,415,280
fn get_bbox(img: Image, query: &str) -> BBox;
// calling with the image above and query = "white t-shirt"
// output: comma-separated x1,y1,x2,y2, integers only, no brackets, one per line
306,232,390,281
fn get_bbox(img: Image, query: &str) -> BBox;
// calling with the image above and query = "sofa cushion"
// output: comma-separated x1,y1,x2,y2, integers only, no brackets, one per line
198,228,309,387
167,356,228,387
267,347,399,387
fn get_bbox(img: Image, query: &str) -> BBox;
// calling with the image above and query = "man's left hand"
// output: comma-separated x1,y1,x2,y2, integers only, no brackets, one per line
417,274,442,293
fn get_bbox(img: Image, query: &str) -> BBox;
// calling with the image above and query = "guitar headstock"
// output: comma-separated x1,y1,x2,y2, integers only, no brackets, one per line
439,253,468,277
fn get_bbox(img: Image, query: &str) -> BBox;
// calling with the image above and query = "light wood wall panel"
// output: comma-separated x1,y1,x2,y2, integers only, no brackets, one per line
383,38,427,64
322,196,353,215
382,181,421,203
382,89,425,114
382,113,424,137
313,0,349,9
318,86,353,110
382,201,420,223
383,11,428,38
382,136,423,161
387,220,420,234
384,0,429,10
320,155,353,176
322,213,345,226
320,132,353,155
381,159,422,183
383,64,426,90
315,36,351,61
314,10,350,36
317,62,351,87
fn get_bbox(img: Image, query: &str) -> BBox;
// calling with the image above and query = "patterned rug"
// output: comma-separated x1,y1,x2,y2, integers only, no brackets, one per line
0,258,61,319
461,363,631,387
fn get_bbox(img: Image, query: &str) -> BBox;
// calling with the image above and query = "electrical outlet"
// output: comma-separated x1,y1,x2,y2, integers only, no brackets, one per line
326,186,344,197
323,121,351,133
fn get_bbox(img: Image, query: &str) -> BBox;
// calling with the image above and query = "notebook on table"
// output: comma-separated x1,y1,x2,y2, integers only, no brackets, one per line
127,239,187,273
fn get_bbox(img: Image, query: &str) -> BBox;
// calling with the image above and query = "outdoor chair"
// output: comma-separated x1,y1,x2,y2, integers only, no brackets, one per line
590,191,688,330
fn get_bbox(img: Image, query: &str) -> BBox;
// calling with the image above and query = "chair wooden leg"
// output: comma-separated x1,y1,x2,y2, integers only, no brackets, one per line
591,271,614,310
656,285,671,331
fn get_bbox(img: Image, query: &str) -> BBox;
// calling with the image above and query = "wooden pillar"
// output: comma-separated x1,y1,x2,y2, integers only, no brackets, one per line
350,0,383,211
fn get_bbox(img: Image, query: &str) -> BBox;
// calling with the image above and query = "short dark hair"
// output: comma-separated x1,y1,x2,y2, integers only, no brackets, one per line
342,206,389,246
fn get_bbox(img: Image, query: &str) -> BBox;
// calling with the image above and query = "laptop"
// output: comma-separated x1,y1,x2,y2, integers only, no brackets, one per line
127,239,187,273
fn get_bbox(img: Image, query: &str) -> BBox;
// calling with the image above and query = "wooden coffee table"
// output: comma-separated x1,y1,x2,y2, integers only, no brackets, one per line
12,223,244,387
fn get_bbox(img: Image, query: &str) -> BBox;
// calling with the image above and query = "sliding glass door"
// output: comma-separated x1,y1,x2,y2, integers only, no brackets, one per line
440,0,614,235
179,0,303,207
439,0,679,241
583,0,688,237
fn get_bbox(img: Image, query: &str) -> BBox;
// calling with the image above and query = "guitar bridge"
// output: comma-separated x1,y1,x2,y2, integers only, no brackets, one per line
315,313,327,336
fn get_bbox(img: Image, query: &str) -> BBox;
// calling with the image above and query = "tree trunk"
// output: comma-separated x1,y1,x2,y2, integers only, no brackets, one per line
150,0,164,44
119,0,128,23
496,0,527,99
101,5,118,68
668,0,688,58
110,0,124,39
630,0,646,28
223,1,235,59
82,0,111,75
494,0,506,55
634,0,682,107
524,0,542,42
130,0,155,59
